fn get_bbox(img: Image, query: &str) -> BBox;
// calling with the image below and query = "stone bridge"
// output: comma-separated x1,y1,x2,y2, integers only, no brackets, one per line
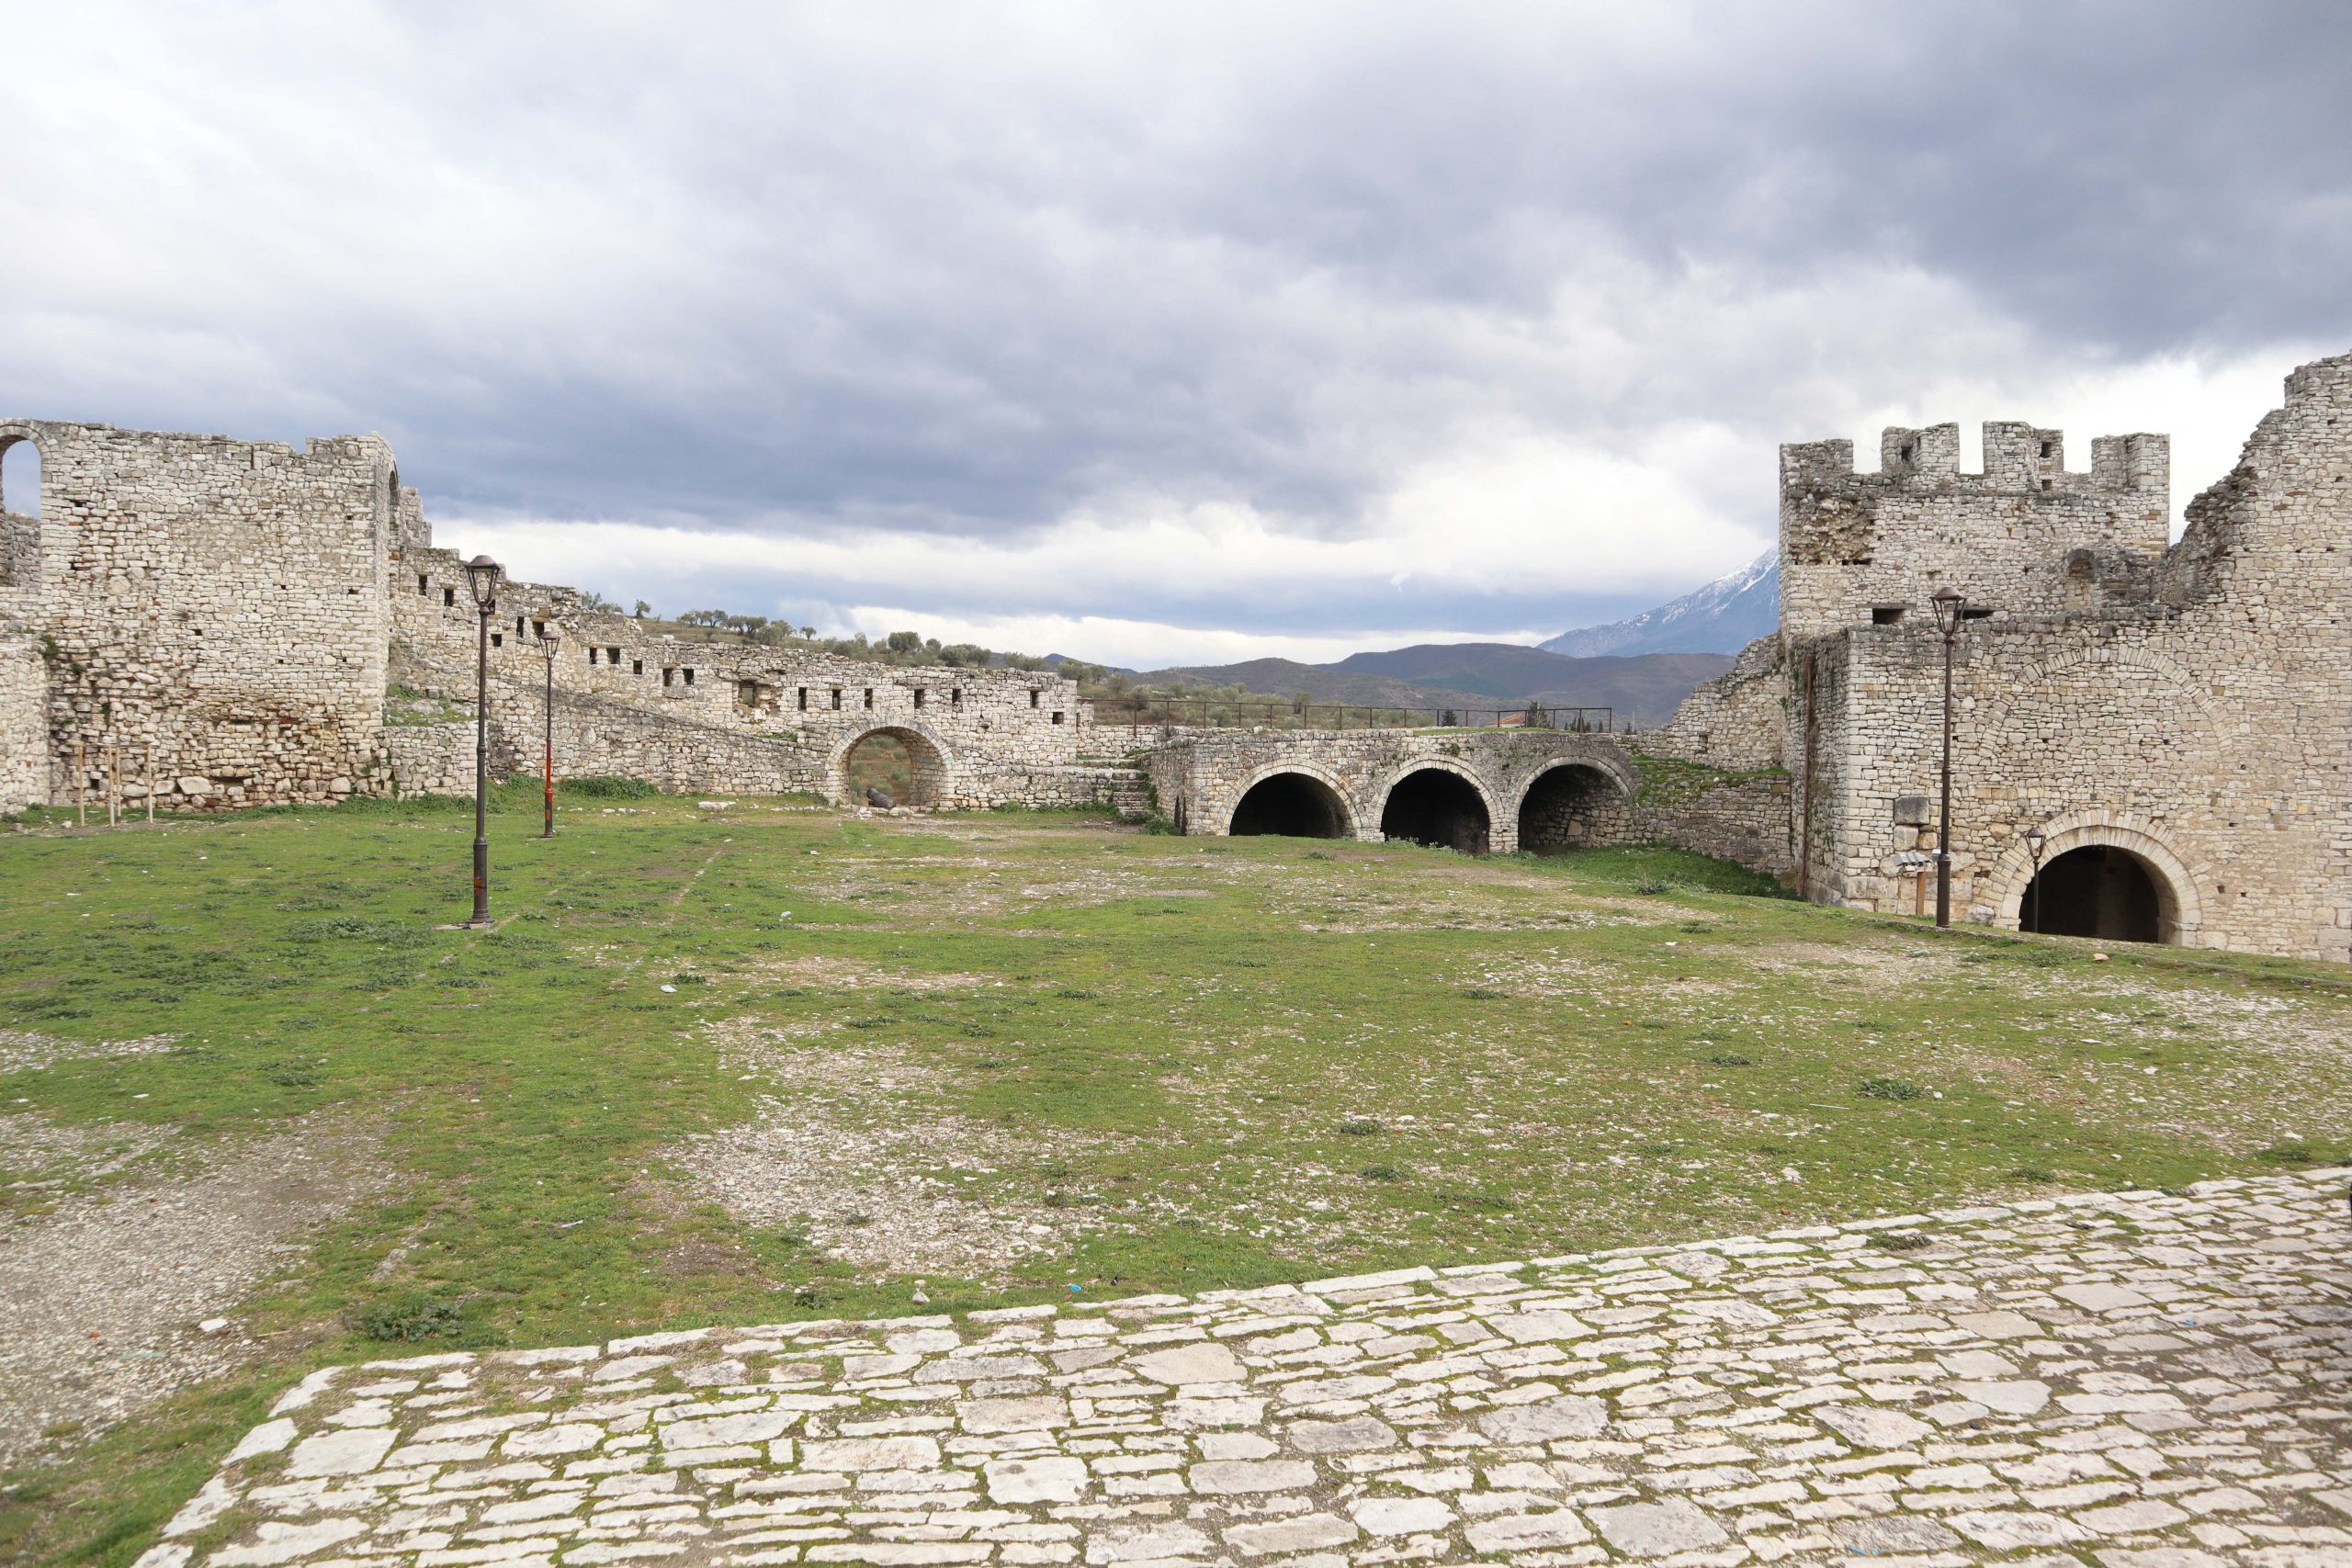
1140,729,1647,855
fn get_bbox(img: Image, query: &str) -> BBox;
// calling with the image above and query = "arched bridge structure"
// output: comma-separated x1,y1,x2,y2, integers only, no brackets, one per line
1143,728,1667,855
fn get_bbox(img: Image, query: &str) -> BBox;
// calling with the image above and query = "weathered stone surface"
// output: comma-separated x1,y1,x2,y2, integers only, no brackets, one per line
148,1169,2352,1568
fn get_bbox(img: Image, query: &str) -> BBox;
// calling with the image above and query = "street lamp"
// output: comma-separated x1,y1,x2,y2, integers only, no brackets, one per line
464,555,503,928
2023,823,2049,935
1929,586,1967,930
538,624,562,839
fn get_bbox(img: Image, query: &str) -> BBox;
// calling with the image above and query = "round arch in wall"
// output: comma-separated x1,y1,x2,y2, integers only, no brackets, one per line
1226,763,1358,840
1514,757,1634,852
1374,758,1496,853
1987,816,2205,947
830,720,958,808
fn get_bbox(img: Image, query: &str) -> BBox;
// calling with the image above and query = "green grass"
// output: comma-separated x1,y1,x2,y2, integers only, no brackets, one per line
5,788,2351,1564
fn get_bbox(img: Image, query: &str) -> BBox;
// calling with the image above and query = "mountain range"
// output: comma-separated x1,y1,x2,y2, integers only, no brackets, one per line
1131,550,1779,725
1541,548,1779,657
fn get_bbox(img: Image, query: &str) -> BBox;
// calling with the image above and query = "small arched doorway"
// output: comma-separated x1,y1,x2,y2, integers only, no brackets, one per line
1517,762,1629,852
2020,844,2169,943
1229,772,1351,839
841,726,949,807
1379,768,1489,853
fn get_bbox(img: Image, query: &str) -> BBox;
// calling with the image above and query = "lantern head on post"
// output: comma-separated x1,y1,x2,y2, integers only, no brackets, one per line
1930,586,1965,638
540,623,563,657
465,555,503,610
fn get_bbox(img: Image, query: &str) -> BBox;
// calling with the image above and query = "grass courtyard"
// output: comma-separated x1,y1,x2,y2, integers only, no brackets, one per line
4,785,2350,1565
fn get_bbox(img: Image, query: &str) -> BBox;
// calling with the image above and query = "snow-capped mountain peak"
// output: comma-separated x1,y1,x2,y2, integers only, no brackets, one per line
1542,549,1779,658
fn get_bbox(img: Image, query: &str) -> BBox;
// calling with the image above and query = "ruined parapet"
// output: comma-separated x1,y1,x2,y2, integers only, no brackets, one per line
0,418,400,809
1780,422,2170,639
1640,633,1787,771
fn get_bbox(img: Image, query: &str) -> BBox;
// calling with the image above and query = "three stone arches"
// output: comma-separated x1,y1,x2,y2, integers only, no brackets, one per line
1220,748,1637,854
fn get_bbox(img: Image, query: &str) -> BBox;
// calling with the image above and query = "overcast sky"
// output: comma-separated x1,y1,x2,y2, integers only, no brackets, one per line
4,3,2346,667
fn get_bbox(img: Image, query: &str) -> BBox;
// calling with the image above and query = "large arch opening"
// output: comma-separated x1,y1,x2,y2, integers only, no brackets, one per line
1516,762,1631,852
0,435,39,519
2020,844,2173,943
1379,767,1489,853
1229,772,1350,839
842,726,948,808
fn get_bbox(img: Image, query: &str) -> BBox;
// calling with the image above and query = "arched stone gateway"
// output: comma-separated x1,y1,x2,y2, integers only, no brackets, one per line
2021,846,2167,942
1378,764,1492,853
1228,769,1353,839
1989,817,2204,946
1515,760,1633,852
831,722,953,808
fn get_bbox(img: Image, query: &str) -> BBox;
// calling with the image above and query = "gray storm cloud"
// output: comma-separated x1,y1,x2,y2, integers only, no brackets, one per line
2,1,2345,663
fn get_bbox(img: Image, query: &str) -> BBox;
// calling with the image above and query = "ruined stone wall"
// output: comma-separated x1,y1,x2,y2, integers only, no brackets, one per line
0,419,396,809
1779,423,2170,641
1768,351,2352,959
389,544,1103,807
1633,773,1797,880
1642,634,1789,771
0,630,45,815
383,720,481,798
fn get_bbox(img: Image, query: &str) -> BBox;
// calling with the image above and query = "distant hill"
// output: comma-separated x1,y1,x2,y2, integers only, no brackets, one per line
1139,646,1732,726
1544,549,1779,657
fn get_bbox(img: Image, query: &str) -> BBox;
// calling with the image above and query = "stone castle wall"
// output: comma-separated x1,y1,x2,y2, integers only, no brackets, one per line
1680,348,2352,959
1778,422,2171,640
0,419,396,810
387,544,1106,808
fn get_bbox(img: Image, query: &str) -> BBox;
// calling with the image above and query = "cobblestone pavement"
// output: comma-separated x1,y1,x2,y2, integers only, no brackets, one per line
142,1170,2351,1568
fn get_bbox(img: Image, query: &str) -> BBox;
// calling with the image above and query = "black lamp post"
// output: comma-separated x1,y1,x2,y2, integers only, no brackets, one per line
539,624,562,839
1930,586,1967,929
464,554,503,928
2024,824,2048,934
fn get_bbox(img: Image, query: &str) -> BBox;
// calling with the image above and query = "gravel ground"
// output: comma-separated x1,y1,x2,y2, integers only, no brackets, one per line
0,1116,390,1469
665,1023,1110,1280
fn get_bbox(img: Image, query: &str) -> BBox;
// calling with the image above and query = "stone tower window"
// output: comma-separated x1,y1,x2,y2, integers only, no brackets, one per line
416,573,428,595
632,659,643,675
1871,604,1905,625
1030,689,1042,707
492,632,503,648
797,686,808,711
1052,710,1065,725
950,687,962,709
913,688,926,709
443,587,456,607
863,688,873,708
2038,440,2052,458
683,668,695,685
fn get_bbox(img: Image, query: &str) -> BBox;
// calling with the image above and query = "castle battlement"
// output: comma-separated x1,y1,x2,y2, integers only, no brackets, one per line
1781,424,2167,497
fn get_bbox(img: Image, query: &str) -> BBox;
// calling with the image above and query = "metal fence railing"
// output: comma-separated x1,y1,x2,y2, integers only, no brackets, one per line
1090,695,1619,738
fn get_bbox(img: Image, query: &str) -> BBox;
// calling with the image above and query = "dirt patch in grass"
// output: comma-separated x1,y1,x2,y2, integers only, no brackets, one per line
0,1113,390,1470
747,955,1001,992
0,1030,183,1077
664,1024,1116,1280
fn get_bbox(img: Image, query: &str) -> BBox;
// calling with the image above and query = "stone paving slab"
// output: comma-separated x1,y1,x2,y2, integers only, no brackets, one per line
139,1170,2352,1568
